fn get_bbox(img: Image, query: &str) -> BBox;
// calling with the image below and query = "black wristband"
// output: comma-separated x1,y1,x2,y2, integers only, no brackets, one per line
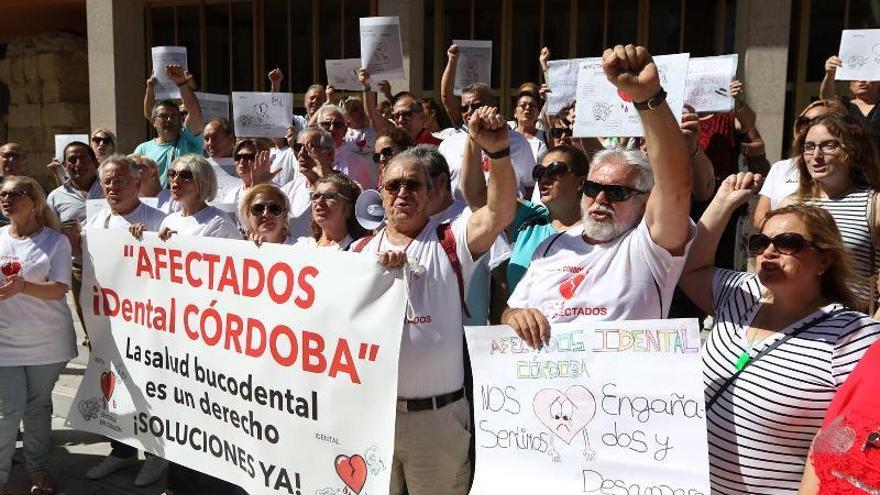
633,88,667,111
483,147,511,159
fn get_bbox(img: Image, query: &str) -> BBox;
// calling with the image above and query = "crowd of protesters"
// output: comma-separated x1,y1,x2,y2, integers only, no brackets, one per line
1,38,880,495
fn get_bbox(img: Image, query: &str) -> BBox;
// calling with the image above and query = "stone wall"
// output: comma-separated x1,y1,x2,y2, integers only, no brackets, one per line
0,32,90,180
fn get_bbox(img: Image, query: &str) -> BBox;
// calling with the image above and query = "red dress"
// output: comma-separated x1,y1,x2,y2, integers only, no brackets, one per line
811,341,880,493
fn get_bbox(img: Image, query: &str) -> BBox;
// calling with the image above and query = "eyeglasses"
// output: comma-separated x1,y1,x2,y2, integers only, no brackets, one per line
460,102,485,114
550,127,573,139
91,136,113,145
373,147,395,163
101,177,131,187
155,113,177,121
747,232,823,256
293,141,324,154
391,109,420,121
532,162,572,182
518,101,539,110
167,169,194,182
234,153,256,162
319,120,346,130
801,140,841,155
310,191,351,202
382,178,425,194
249,202,284,217
0,152,24,160
0,190,27,200
580,180,646,202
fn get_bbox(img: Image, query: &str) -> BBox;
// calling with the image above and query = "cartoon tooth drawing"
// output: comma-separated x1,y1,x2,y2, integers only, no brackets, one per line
533,385,597,462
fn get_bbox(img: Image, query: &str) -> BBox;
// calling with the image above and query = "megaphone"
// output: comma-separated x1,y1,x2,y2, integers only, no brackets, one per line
355,189,385,230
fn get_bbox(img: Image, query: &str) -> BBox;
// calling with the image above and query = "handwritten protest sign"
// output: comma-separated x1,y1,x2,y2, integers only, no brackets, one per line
465,320,710,495
452,40,492,96
68,230,406,494
151,46,188,99
232,92,293,138
836,29,880,81
195,92,231,122
546,58,589,114
326,59,366,91
360,16,405,80
685,55,738,113
573,53,690,137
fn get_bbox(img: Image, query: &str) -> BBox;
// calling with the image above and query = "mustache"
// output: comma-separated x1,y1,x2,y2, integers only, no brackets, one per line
589,204,615,216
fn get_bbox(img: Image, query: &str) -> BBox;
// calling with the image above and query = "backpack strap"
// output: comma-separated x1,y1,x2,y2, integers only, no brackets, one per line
352,234,375,253
437,222,472,318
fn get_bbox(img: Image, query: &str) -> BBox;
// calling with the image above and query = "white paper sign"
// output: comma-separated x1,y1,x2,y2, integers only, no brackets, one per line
836,29,880,81
360,16,405,80
685,55,738,113
574,53,690,138
54,134,89,161
466,320,710,495
69,229,406,495
151,46,188,99
452,40,492,96
546,58,589,114
232,92,293,138
195,92,230,122
325,59,366,91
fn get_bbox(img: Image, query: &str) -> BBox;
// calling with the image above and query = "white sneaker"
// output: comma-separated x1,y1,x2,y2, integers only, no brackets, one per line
135,456,168,487
85,454,138,479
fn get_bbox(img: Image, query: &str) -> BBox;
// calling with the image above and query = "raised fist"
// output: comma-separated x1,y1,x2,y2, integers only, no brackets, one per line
602,45,661,103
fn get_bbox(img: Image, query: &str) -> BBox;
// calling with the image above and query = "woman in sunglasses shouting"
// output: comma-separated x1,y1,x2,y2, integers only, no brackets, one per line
679,172,880,494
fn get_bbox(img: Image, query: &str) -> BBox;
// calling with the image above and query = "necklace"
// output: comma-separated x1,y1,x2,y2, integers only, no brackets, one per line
735,294,825,371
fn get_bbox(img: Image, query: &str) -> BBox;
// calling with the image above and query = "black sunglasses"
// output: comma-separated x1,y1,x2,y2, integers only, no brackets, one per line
167,169,194,182
310,191,351,202
747,232,822,256
460,102,486,113
319,120,346,130
0,190,27,200
532,162,572,182
580,180,646,202
234,153,256,162
382,178,425,193
373,147,395,163
91,136,113,145
249,202,284,217
551,127,573,138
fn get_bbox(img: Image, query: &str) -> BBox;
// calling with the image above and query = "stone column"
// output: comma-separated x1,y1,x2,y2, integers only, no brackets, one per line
735,0,792,163
377,0,424,97
87,0,147,153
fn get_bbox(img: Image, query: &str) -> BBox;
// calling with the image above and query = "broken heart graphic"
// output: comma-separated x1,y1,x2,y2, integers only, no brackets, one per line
533,386,596,444
1,260,21,277
254,102,269,118
558,273,585,300
335,454,367,494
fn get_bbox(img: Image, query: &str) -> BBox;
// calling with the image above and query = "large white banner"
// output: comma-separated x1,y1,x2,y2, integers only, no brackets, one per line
573,53,690,138
465,320,710,495
69,229,406,495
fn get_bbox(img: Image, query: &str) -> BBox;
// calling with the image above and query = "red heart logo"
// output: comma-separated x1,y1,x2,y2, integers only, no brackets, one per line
1,260,21,277
558,273,585,300
100,371,115,401
617,88,633,102
335,454,367,494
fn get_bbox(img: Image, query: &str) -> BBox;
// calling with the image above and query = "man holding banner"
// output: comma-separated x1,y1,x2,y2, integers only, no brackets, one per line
503,44,694,348
354,107,517,495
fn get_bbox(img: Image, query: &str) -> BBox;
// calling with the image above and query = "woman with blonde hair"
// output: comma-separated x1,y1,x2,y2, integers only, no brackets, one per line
0,176,76,495
90,128,117,163
239,183,294,245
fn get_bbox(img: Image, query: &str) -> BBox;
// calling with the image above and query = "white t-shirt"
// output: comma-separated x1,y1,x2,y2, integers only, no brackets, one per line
223,185,246,207
84,202,167,232
334,147,376,189
270,147,299,187
154,189,178,214
438,129,537,201
508,219,694,321
294,235,353,251
0,226,77,366
344,126,377,160
280,174,315,239
207,157,242,203
159,205,241,239
355,215,481,398
758,158,800,209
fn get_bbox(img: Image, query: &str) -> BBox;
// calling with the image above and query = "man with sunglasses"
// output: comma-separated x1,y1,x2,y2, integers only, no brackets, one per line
503,45,695,349
281,128,338,239
316,105,375,188
355,108,517,495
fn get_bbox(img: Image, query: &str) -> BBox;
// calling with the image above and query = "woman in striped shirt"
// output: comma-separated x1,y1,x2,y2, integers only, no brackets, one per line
679,172,880,494
780,113,880,316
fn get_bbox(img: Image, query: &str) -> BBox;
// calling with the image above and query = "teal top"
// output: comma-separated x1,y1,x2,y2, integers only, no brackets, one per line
507,200,558,295
133,126,204,187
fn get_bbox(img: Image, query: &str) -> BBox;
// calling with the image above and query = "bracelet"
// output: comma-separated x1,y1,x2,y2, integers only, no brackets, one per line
483,147,510,159
633,88,667,111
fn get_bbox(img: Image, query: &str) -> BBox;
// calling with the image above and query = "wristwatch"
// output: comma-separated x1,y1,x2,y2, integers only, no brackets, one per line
633,88,667,111
483,147,511,159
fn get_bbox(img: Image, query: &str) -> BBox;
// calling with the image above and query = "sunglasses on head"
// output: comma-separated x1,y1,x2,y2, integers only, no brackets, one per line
167,169,194,182
382,178,425,194
310,191,350,202
580,180,646,202
460,102,485,113
551,127,573,138
747,232,822,256
0,189,26,200
249,202,284,217
373,147,395,162
532,161,572,182
234,152,256,162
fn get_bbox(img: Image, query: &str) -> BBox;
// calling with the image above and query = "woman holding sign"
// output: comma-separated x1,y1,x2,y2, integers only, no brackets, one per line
0,176,76,495
678,172,880,494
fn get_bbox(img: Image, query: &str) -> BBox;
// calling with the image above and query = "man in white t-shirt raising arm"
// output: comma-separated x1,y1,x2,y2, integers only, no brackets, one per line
503,44,695,349
356,107,516,495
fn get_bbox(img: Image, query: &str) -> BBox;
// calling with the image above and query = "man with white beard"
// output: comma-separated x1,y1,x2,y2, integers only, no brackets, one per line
502,44,695,349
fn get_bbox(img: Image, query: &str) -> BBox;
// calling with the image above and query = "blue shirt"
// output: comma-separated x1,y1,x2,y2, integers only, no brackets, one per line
133,126,204,187
507,200,557,295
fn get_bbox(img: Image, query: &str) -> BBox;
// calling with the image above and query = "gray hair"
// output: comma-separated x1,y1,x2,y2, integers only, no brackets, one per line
171,154,218,202
406,145,450,192
98,154,139,179
301,127,335,149
316,104,346,120
205,117,235,137
306,84,325,96
151,99,178,119
462,82,496,105
386,145,437,191
589,149,654,192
